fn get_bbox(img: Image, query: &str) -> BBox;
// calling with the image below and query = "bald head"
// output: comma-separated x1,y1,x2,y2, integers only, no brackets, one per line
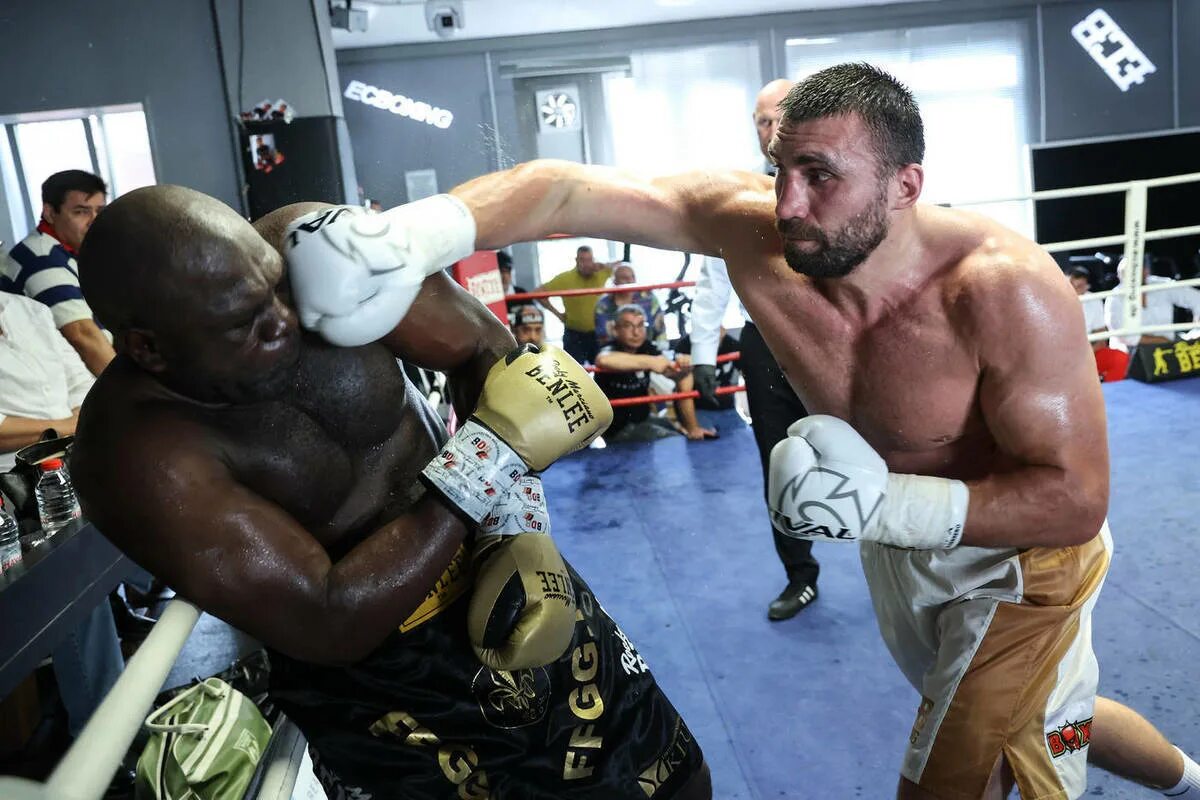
79,185,266,335
754,78,794,158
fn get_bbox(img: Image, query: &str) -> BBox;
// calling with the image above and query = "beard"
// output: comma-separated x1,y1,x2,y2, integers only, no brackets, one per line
778,191,890,279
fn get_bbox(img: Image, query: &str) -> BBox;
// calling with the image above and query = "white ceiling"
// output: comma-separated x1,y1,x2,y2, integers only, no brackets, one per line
332,0,938,49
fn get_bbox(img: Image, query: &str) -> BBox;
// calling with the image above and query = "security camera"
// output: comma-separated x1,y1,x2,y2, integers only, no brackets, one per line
425,0,464,38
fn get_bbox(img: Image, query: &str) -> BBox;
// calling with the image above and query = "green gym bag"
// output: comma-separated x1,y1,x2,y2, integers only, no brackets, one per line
135,677,272,800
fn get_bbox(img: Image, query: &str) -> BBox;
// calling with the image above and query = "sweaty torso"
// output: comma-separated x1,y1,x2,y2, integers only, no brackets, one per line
89,337,444,555
724,205,1011,481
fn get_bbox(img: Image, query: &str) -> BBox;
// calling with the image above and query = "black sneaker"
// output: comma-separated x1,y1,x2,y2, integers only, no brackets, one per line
767,580,818,621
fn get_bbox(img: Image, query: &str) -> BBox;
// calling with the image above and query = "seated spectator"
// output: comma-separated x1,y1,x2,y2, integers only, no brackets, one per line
1068,266,1107,350
511,304,545,347
0,290,124,740
594,263,666,349
595,305,716,442
2,170,114,376
675,327,741,410
1106,258,1200,348
498,250,530,326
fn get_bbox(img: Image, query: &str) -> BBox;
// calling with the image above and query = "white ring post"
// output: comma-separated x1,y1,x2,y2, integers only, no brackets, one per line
1120,181,1147,336
44,599,202,800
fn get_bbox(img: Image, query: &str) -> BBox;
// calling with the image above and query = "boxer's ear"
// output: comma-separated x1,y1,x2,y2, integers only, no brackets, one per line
892,162,923,210
125,329,166,372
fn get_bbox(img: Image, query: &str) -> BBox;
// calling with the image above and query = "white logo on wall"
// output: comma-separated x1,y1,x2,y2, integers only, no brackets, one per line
344,79,454,129
1070,9,1156,92
536,88,580,133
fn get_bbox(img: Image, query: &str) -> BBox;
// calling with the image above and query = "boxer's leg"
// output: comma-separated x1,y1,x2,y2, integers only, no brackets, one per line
1089,696,1200,794
738,323,817,619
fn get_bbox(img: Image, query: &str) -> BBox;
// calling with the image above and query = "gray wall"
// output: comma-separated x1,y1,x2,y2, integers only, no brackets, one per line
338,52,496,209
0,0,241,211
0,0,354,238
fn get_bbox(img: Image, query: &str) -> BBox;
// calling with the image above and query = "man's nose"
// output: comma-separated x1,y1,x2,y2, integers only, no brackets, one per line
776,177,810,221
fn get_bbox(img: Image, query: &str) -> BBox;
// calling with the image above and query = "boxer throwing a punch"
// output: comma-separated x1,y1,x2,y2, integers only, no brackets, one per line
311,62,1200,800
70,187,712,800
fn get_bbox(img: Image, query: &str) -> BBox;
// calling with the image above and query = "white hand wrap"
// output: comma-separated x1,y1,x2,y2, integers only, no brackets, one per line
480,475,550,536
421,420,527,524
874,474,969,550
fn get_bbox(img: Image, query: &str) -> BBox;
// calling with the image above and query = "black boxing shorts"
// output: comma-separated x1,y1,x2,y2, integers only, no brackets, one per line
267,548,705,799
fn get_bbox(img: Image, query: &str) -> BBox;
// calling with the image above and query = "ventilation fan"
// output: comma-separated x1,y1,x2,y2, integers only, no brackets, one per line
535,88,580,133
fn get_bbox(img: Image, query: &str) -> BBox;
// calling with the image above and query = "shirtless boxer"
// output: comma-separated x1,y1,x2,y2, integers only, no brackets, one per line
295,63,1200,800
69,186,712,800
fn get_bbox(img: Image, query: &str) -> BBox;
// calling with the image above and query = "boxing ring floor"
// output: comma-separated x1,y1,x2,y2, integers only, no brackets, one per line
541,377,1200,800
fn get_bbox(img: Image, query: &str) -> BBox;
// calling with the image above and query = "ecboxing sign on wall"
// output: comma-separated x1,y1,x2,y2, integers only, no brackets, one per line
343,80,454,129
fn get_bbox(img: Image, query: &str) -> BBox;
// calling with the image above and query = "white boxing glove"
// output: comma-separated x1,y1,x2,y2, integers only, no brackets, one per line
768,415,969,550
283,195,476,347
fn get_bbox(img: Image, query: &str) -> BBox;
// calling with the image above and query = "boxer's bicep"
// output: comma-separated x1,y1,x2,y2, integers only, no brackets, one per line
975,269,1109,507
381,271,514,415
101,443,341,657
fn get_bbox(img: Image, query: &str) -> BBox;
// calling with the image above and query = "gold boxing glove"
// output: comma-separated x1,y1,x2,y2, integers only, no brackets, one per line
469,476,576,670
421,344,612,523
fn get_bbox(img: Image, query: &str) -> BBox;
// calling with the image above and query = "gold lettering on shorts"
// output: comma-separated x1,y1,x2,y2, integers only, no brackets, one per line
563,601,606,781
910,697,935,745
400,544,470,633
369,709,491,798
637,717,692,798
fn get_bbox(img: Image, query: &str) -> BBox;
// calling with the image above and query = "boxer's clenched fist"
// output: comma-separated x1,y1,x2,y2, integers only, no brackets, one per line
768,415,969,550
283,195,476,346
421,344,612,524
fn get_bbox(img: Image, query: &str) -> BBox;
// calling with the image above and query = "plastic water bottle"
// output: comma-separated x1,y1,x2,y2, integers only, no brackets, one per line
0,498,20,573
35,458,81,537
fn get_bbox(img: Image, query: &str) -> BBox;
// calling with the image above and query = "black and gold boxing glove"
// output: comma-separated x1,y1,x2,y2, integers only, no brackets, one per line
469,476,576,670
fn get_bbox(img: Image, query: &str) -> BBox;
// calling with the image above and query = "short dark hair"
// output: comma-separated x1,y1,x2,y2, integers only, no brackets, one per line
496,250,513,271
779,62,924,172
42,170,107,211
1070,266,1092,281
576,245,592,255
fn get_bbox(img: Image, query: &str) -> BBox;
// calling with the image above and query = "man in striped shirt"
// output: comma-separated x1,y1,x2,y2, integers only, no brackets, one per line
2,170,114,375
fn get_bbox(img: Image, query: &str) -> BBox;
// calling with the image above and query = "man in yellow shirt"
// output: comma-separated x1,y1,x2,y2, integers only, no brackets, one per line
534,245,612,363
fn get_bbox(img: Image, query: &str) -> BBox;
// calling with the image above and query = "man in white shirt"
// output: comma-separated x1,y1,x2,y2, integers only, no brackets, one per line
0,291,125,742
1069,267,1107,350
691,78,819,621
1105,260,1200,347
0,293,92,468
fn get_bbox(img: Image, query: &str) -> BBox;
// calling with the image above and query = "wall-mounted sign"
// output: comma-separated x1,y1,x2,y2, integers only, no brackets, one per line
1071,8,1156,92
344,80,454,129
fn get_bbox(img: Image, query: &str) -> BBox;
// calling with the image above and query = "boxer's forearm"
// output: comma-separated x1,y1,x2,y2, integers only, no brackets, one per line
962,466,1107,548
449,160,711,256
313,497,469,664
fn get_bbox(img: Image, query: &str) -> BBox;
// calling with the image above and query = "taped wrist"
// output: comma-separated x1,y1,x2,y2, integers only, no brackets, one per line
381,193,476,273
421,420,527,523
871,474,969,549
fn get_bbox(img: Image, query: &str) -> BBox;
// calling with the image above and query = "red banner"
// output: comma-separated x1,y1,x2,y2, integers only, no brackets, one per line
452,251,506,322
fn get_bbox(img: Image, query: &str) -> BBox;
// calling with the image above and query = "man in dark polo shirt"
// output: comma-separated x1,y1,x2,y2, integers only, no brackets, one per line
594,305,715,442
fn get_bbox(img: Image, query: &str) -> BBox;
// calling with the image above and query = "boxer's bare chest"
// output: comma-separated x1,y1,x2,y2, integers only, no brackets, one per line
736,262,996,478
209,342,442,546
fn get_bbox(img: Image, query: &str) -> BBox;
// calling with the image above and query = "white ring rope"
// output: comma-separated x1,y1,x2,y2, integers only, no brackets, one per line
951,172,1200,345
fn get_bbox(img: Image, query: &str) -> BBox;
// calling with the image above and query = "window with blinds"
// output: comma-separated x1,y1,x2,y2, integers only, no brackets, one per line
785,20,1035,236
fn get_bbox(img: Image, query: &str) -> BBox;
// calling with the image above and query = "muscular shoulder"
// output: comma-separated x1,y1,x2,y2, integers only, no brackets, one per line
938,209,1078,353
74,372,224,514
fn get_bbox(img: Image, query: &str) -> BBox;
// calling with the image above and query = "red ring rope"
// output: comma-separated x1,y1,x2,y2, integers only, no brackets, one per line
587,350,741,373
607,385,745,407
506,280,695,302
